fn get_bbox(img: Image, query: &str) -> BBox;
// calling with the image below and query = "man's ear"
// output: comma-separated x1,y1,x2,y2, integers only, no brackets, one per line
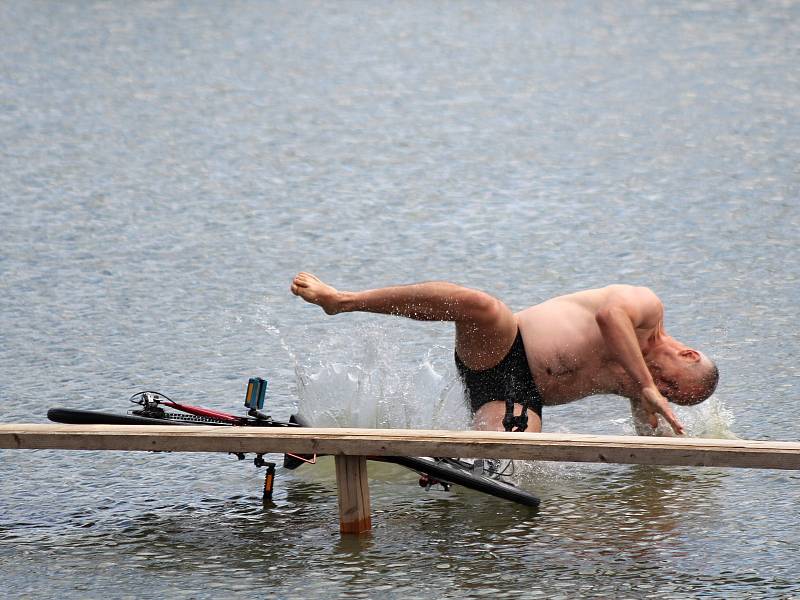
678,349,701,362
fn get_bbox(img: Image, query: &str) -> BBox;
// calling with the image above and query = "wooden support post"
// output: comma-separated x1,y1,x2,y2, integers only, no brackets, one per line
334,455,371,534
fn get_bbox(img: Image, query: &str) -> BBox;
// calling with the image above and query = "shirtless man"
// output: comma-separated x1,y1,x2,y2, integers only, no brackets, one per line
290,273,719,436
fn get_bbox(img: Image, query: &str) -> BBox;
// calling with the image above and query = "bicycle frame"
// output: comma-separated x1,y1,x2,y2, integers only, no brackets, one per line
48,380,540,507
129,390,317,466
158,399,240,423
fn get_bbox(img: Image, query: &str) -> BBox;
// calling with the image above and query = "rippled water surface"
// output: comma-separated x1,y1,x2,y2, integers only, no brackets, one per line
1,1,799,597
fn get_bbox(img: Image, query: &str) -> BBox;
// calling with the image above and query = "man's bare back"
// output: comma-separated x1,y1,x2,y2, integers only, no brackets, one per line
291,273,718,436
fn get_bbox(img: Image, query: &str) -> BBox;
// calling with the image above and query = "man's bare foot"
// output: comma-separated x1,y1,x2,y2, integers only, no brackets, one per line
290,272,343,315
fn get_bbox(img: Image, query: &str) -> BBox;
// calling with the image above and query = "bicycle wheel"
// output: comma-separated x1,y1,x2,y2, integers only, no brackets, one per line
47,407,199,426
387,455,540,508
282,414,540,507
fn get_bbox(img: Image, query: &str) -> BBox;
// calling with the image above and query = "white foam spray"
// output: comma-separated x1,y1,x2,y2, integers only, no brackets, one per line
256,298,300,366
616,395,737,439
677,395,737,439
293,325,471,430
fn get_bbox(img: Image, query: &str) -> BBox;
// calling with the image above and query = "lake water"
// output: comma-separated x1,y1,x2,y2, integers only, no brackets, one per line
1,1,798,597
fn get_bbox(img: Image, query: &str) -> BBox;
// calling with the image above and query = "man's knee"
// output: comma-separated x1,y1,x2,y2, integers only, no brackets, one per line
461,290,507,324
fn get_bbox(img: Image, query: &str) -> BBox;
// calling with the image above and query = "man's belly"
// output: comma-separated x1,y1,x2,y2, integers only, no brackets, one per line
534,371,603,406
517,309,613,405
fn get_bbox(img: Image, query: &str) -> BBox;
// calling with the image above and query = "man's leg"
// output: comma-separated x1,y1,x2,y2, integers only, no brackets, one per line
290,272,542,432
290,272,516,370
473,402,542,433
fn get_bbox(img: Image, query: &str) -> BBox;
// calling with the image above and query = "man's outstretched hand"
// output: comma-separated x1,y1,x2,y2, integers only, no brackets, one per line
640,386,685,436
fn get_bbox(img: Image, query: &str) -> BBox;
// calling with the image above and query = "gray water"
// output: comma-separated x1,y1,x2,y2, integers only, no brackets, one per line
1,1,799,597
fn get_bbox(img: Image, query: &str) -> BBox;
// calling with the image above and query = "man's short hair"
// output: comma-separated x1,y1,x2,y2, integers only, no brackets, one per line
668,356,719,406
682,357,719,405
700,359,720,399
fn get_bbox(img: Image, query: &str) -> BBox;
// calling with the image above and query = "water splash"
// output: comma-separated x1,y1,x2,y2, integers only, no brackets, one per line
678,396,737,439
255,297,299,366
293,325,471,430
613,395,736,439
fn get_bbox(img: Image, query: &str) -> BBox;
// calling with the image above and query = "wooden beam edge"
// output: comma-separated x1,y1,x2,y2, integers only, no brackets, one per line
1,424,798,450
1,424,799,470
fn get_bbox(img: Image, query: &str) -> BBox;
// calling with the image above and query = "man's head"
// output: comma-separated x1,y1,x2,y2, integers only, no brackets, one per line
648,342,719,405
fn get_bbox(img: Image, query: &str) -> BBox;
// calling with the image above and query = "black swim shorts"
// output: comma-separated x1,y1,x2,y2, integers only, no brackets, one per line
454,329,543,430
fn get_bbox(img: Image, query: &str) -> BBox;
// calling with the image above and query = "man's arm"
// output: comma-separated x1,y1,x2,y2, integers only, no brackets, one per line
595,287,685,435
629,399,676,436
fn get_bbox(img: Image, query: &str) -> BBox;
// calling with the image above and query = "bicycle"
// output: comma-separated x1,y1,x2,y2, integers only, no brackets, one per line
47,377,540,508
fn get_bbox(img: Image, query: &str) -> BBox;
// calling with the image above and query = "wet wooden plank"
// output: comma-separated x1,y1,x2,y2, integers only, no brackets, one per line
2,424,800,470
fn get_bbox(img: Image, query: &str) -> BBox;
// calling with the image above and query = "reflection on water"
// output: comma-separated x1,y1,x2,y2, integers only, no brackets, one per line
3,450,794,598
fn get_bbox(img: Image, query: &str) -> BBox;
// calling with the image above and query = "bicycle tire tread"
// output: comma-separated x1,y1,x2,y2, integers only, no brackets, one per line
47,408,200,426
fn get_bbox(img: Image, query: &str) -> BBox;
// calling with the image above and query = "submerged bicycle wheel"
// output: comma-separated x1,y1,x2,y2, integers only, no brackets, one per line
388,455,540,508
284,414,540,508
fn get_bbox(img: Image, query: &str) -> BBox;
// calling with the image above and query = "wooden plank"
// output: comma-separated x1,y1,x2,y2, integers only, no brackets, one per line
2,424,800,470
334,455,371,534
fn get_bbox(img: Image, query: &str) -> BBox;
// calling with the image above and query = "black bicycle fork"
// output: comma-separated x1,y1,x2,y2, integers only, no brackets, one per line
231,452,277,502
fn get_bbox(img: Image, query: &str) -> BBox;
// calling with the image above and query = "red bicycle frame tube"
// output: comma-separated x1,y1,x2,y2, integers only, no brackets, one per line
161,400,239,423
152,398,317,464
